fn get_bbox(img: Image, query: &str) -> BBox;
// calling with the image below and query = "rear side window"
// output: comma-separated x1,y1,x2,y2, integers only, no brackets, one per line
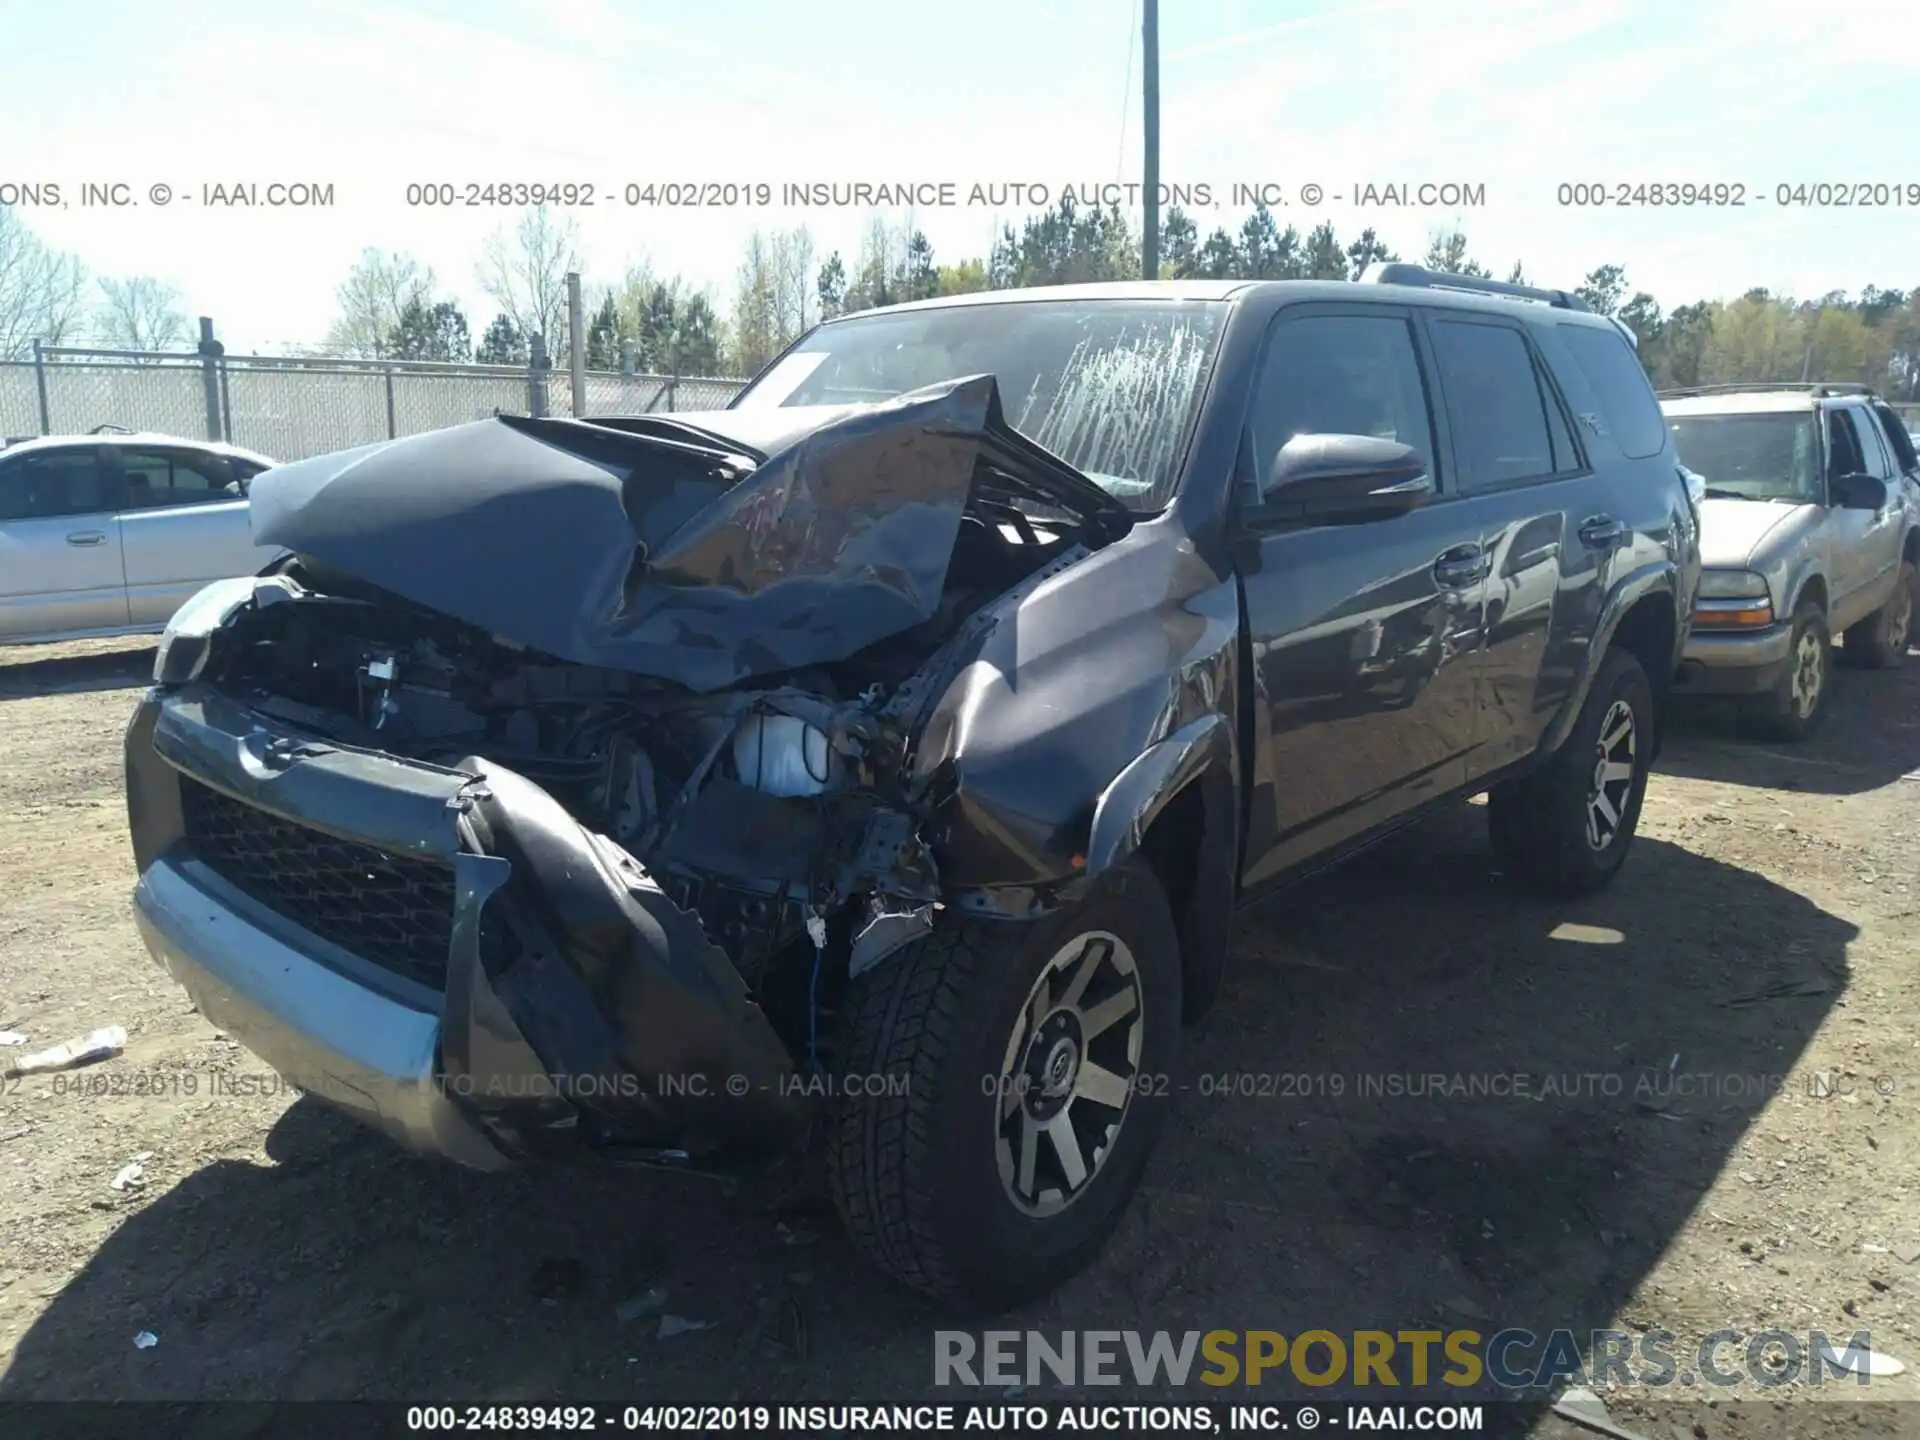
1869,402,1917,474
1427,319,1559,491
1850,408,1896,481
1556,325,1667,459
0,451,115,520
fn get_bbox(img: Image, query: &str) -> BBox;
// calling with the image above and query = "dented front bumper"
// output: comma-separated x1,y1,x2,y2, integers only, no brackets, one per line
125,684,808,1169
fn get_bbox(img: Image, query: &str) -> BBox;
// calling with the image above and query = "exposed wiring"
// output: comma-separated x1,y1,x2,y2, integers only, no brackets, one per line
803,724,830,785
806,927,825,1073
803,878,829,1076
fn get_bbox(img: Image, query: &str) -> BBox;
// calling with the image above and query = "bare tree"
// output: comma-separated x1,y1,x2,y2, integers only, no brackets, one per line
324,249,439,357
726,227,816,376
728,231,781,378
774,226,814,339
846,214,909,311
93,276,190,355
477,207,582,355
0,209,89,359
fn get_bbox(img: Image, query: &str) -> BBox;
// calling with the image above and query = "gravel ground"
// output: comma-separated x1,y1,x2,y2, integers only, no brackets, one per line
0,634,1915,1440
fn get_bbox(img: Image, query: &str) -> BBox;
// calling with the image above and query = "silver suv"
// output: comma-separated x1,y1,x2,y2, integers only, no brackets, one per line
1662,384,1919,740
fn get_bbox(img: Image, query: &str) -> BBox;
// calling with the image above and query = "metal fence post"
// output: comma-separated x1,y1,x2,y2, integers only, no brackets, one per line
527,334,550,417
384,366,398,438
196,317,225,441
619,341,635,377
31,339,51,434
567,272,586,417
666,340,680,413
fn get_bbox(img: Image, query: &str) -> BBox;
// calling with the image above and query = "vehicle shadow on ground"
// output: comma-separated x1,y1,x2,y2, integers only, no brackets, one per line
1660,647,1920,796
0,808,1852,1427
0,644,156,701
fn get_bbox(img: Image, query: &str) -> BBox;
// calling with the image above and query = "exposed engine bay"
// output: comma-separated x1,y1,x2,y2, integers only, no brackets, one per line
186,376,1129,1064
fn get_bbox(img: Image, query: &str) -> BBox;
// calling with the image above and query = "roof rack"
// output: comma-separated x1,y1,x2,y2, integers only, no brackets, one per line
1366,262,1592,312
1656,382,1874,399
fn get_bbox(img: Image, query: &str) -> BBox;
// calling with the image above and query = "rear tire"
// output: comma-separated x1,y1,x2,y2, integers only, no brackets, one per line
1842,559,1915,670
1488,647,1653,900
1743,599,1831,742
827,858,1180,1312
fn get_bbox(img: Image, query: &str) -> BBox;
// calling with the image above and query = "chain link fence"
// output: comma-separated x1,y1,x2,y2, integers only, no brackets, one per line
0,344,747,461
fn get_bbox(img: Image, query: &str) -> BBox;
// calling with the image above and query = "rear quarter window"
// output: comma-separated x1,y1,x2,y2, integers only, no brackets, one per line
1556,324,1668,460
1870,402,1918,473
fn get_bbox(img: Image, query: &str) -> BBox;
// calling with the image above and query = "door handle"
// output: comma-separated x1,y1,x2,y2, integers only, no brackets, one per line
1433,544,1488,588
66,531,106,547
1579,515,1625,549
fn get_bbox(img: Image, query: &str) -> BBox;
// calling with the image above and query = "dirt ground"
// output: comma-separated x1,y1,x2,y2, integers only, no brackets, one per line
0,634,1916,1439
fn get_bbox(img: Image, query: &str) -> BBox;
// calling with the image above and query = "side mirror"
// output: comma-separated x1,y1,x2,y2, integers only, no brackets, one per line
1833,472,1887,511
1252,434,1433,527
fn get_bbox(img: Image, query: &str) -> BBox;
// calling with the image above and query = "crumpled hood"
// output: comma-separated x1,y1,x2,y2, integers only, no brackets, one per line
248,374,1118,693
1698,497,1814,569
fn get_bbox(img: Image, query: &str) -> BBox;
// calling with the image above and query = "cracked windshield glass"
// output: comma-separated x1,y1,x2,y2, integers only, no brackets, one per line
731,299,1225,509
1669,413,1822,501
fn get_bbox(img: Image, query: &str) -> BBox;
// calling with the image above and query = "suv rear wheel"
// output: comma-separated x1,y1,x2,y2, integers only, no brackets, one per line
1842,559,1915,670
1488,647,1653,899
827,857,1180,1311
1744,598,1831,741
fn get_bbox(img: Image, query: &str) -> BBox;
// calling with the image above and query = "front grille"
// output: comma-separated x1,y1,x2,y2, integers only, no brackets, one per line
179,776,456,989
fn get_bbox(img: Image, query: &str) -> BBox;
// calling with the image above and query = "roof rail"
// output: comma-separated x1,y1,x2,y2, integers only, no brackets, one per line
1367,262,1592,312
1656,381,1875,399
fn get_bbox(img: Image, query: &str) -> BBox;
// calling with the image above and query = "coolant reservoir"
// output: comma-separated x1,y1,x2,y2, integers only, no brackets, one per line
732,714,834,798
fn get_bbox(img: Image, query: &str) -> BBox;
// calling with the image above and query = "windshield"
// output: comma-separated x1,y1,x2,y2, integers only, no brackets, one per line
1668,414,1821,502
730,299,1228,510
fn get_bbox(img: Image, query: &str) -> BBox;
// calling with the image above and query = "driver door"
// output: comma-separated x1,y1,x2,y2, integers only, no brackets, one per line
1824,408,1895,628
114,447,269,626
1848,405,1909,615
1235,305,1486,888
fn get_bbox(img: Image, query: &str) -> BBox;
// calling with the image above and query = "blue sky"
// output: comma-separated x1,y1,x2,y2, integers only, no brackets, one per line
2,0,1916,352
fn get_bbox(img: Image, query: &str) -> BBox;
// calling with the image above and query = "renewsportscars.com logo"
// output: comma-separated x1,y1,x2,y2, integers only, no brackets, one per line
934,1328,1889,1389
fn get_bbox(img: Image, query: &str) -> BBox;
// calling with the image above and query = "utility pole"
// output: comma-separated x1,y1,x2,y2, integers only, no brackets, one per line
1141,0,1160,279
566,271,586,417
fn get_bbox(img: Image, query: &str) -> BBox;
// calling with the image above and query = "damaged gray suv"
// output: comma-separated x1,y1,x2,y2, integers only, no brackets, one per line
125,267,1698,1311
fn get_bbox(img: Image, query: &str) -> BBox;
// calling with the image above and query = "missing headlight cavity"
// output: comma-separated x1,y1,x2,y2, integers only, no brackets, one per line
209,579,947,1006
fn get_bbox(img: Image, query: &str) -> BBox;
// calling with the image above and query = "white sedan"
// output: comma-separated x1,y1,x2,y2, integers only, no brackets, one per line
0,431,282,644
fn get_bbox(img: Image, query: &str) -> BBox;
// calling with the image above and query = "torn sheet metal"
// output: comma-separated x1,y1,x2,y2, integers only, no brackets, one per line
250,375,1013,693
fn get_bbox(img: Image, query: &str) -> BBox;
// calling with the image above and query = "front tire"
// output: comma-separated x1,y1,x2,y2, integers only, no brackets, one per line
1488,647,1654,900
1744,599,1831,741
827,858,1181,1311
1843,559,1915,670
